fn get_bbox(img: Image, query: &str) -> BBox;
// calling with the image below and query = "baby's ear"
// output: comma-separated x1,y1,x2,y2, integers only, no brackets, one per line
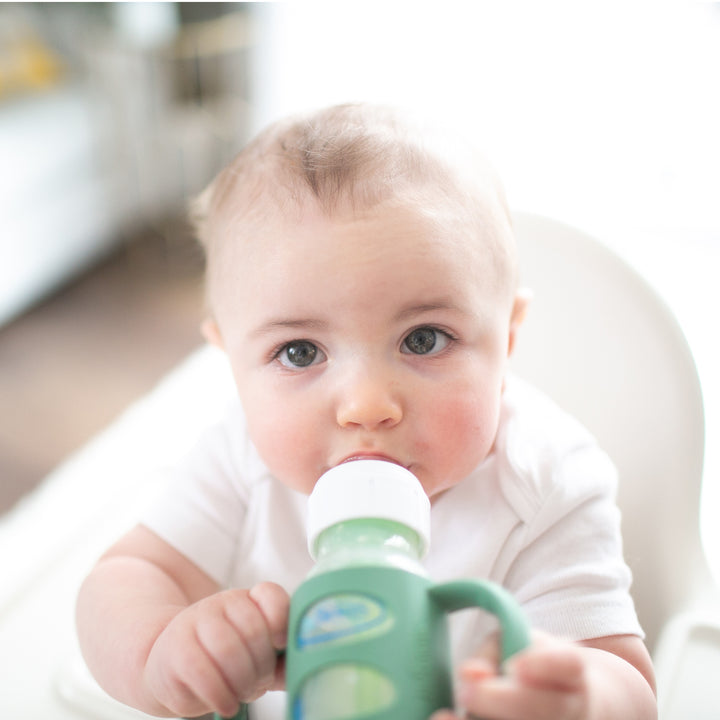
508,288,532,356
201,317,224,349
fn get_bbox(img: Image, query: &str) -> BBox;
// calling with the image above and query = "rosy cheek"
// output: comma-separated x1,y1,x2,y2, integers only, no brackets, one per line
247,407,320,492
430,395,497,465
437,394,486,435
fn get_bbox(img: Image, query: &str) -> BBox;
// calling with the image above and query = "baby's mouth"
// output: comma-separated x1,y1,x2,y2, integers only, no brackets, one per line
338,453,405,468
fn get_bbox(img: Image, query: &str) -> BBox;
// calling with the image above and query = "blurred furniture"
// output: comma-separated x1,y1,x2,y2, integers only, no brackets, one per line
0,87,117,326
0,6,254,328
0,213,716,718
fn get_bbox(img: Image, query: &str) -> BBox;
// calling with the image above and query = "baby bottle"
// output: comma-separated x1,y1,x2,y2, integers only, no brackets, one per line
284,459,531,720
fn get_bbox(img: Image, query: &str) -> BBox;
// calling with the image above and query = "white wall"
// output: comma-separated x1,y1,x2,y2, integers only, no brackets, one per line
250,1,720,238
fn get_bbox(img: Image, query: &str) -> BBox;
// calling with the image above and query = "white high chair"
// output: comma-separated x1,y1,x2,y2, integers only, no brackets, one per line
0,213,716,719
509,212,720,718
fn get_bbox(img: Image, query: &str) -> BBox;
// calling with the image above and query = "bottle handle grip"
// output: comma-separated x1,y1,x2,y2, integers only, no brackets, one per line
220,580,529,719
429,579,531,663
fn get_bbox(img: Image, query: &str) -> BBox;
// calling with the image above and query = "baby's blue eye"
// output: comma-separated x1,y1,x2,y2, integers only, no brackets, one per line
277,340,324,368
401,327,450,355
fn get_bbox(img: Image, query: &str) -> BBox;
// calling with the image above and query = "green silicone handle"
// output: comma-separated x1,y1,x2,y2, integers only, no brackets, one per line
219,579,529,720
429,579,531,662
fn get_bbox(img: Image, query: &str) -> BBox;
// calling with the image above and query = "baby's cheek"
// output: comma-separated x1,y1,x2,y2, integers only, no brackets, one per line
432,395,498,467
248,413,322,493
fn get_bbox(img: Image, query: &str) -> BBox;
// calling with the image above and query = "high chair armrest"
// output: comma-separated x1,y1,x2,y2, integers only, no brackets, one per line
654,609,720,719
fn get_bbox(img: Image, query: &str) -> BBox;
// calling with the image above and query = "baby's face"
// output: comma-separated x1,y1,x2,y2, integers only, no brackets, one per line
206,198,519,499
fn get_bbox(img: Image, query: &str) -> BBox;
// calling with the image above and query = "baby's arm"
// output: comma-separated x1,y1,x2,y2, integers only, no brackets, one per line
433,632,656,720
76,524,289,719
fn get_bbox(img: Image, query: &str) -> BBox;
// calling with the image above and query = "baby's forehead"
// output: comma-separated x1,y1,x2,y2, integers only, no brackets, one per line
209,107,506,220
203,108,517,291
211,186,517,308
217,175,510,249
216,143,510,237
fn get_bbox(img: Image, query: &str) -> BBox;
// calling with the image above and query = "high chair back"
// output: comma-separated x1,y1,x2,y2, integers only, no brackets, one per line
508,212,712,654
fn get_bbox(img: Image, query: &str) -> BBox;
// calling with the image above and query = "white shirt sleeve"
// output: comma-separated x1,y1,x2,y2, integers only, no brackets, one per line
495,377,643,640
140,402,252,586
140,401,312,591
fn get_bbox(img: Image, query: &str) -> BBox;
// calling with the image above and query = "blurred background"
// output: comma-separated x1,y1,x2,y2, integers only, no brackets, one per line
1,1,719,559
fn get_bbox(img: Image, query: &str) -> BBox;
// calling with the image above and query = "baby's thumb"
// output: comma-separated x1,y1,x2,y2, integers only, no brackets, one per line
459,632,501,681
249,582,290,649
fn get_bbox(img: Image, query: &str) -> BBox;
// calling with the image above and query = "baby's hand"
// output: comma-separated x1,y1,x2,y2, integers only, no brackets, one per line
143,582,289,719
433,631,588,720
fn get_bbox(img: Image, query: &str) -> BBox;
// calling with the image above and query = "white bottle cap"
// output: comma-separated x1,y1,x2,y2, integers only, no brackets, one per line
307,459,431,559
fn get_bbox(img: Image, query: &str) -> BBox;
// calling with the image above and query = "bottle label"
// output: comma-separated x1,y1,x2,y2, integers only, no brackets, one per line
286,568,444,720
293,664,396,720
294,593,396,719
298,593,394,648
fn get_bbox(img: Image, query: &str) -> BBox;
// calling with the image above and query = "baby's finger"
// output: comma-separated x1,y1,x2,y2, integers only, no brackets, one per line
472,631,501,667
459,656,497,684
429,711,461,720
154,633,238,718
270,649,287,691
507,643,585,692
221,590,280,694
469,628,553,674
194,602,269,702
185,661,241,720
249,582,291,649
459,676,584,720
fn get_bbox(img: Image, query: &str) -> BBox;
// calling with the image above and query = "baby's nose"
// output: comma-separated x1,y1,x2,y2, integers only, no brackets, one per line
335,371,402,431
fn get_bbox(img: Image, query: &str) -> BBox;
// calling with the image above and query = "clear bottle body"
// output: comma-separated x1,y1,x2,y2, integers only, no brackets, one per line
289,459,433,720
292,517,427,720
308,518,427,578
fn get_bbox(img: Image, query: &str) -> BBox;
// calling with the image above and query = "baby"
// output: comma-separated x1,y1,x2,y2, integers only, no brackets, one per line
77,104,657,719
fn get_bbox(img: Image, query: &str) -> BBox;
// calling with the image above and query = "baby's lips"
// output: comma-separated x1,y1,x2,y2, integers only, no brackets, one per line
337,452,405,467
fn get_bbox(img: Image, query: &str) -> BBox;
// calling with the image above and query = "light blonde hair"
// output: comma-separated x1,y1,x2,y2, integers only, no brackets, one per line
192,103,516,294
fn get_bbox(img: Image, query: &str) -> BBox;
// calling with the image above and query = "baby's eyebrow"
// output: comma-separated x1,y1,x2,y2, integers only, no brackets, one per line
393,299,465,322
250,318,329,337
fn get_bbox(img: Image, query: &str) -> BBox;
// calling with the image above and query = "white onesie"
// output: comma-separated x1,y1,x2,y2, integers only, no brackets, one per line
141,374,642,714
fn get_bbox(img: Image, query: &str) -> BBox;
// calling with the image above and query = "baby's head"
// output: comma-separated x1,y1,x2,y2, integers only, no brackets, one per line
194,104,517,305
193,103,529,498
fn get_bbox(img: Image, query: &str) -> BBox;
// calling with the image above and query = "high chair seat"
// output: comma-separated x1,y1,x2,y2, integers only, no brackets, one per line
0,212,716,719
509,212,719,719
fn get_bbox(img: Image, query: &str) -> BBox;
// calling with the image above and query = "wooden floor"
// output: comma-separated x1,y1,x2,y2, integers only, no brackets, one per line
0,218,206,515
